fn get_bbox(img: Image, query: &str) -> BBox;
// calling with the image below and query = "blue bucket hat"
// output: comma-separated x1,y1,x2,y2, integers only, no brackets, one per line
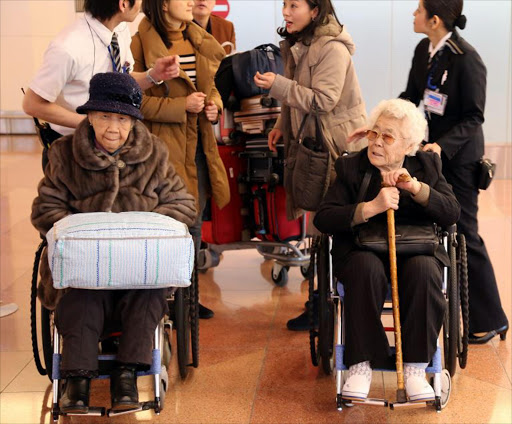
76,72,144,120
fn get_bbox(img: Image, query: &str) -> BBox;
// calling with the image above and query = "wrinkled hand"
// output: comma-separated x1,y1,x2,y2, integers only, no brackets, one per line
422,142,442,156
254,71,276,90
347,127,368,144
381,168,421,195
267,128,283,152
152,55,180,81
364,187,400,219
186,92,207,114
205,100,219,122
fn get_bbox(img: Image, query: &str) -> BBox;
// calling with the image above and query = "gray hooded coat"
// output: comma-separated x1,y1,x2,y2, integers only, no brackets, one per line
270,16,367,220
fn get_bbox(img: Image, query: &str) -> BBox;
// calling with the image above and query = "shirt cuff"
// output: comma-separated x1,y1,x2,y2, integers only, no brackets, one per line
351,202,368,227
412,182,430,206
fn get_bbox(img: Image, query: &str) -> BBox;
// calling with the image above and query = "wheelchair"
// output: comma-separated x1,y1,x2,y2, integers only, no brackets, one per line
30,239,200,421
308,224,469,412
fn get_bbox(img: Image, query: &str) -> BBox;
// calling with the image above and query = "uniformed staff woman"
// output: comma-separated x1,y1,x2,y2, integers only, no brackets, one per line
400,0,508,343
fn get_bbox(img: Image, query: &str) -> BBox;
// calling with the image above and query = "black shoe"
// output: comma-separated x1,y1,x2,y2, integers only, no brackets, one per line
199,303,214,319
60,377,90,414
110,365,139,411
469,324,508,345
286,298,319,331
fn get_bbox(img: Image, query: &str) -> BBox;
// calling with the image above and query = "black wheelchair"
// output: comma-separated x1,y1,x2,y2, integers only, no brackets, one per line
29,239,200,421
308,224,469,411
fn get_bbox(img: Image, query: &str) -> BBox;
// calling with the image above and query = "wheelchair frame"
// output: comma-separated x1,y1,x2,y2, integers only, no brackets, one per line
30,240,200,421
308,225,469,411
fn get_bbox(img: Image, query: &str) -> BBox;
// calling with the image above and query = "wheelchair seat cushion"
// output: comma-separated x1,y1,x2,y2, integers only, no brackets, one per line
46,212,194,289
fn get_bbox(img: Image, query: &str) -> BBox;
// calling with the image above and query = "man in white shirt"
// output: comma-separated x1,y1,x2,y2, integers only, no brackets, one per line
23,0,179,137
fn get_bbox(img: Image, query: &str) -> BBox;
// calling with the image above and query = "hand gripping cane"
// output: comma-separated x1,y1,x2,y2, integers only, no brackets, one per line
384,174,412,404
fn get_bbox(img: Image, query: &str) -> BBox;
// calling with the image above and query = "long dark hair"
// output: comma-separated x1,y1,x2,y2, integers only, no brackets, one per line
84,0,136,21
277,0,341,46
423,0,467,31
142,0,176,48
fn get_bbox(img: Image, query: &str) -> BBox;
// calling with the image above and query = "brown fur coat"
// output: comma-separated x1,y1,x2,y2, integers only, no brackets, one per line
31,119,197,309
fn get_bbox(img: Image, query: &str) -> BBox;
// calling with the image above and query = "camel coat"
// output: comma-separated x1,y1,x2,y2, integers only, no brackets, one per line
131,18,230,210
270,16,367,220
31,120,197,309
210,14,236,54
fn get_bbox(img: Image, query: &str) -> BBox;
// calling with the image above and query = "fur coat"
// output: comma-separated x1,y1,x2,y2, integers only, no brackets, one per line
31,119,197,309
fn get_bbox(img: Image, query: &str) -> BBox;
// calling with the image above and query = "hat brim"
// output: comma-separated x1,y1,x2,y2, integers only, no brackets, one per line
76,99,144,121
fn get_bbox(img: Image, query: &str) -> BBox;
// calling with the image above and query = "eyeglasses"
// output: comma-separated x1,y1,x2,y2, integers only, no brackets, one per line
365,129,398,145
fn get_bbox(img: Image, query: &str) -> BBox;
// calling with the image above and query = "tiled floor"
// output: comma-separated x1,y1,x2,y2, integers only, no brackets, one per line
1,136,511,424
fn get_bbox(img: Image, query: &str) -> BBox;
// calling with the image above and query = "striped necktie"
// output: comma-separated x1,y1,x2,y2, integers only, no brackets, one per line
110,33,121,72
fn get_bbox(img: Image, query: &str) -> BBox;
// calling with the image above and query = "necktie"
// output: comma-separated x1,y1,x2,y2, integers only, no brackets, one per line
110,33,122,72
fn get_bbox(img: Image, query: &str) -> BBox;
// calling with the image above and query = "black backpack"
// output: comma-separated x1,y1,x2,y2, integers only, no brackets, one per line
215,44,284,106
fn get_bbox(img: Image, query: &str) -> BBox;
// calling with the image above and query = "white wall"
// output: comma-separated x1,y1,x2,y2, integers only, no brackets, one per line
1,0,511,144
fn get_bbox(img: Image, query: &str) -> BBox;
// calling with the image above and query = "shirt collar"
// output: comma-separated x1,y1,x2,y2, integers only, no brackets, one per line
84,12,127,47
428,31,453,60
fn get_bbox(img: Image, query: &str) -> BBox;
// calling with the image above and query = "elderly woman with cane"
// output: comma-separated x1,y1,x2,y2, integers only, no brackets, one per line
314,98,460,403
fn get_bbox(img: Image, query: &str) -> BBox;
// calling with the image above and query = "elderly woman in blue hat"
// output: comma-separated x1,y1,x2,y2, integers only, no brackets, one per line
31,72,197,414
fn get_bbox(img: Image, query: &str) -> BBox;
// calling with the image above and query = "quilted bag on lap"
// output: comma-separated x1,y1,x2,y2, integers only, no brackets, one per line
46,212,194,290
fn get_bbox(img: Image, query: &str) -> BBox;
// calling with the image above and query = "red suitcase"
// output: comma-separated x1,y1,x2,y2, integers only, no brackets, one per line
252,184,307,243
202,145,250,244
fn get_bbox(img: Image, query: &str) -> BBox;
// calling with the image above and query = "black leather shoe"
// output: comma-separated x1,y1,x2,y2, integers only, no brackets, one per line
469,324,508,345
199,303,214,319
60,377,90,414
286,299,319,331
110,365,139,411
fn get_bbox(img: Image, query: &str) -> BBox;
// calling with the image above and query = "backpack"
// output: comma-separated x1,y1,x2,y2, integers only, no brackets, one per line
215,44,284,105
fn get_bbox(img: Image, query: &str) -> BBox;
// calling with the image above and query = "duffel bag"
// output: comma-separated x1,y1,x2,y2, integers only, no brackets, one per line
46,212,194,289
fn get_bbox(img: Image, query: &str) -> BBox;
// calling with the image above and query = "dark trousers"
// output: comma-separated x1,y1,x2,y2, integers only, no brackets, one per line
55,289,167,373
189,140,211,262
336,251,445,367
443,162,508,333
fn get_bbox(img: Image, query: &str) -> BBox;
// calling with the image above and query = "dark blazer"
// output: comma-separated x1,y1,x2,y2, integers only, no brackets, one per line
313,149,460,270
399,31,486,165
210,14,236,54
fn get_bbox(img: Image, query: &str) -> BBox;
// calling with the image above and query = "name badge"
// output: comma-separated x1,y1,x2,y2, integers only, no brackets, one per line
424,89,448,116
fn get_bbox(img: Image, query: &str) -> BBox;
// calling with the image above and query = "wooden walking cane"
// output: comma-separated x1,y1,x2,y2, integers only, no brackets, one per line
385,174,412,404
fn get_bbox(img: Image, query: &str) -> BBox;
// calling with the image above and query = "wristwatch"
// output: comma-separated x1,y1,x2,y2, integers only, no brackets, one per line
146,68,164,85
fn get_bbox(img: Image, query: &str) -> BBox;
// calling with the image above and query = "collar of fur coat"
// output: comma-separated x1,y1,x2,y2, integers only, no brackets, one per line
72,119,154,171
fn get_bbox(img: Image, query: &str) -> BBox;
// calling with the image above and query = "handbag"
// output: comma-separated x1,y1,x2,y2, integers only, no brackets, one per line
353,171,439,256
291,100,332,211
477,157,496,190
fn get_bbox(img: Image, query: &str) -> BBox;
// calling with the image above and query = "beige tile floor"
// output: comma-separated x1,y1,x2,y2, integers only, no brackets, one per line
1,136,511,424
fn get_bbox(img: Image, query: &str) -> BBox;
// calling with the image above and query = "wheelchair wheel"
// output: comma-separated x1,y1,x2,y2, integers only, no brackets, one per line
175,287,191,379
190,264,199,368
30,240,54,381
318,235,335,375
457,234,469,369
41,306,55,382
444,232,460,377
309,238,320,367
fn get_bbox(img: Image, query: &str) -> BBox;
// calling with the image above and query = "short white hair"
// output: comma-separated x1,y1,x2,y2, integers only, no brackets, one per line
366,99,427,156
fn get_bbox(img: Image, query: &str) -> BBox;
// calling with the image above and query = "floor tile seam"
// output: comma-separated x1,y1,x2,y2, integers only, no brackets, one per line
459,372,512,391
247,285,283,424
1,355,36,394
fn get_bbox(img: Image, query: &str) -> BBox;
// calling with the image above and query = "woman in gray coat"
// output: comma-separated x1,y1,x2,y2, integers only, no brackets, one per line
254,0,366,330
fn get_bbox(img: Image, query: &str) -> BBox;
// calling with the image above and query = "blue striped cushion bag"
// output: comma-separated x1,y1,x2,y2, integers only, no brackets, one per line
46,212,194,289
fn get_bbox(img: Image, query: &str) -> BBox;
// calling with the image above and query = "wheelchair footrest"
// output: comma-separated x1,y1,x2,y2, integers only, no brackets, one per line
349,398,388,407
389,400,434,410
63,406,106,417
107,405,143,417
